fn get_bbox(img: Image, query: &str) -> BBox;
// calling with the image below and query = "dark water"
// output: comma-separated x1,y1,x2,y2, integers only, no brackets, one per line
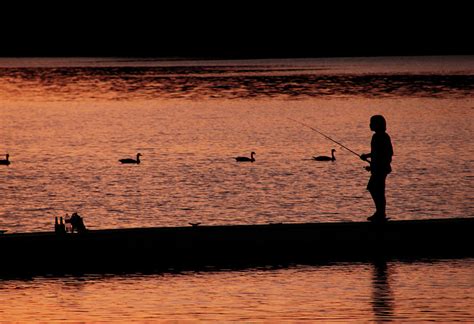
0,56,473,321
1,57,473,101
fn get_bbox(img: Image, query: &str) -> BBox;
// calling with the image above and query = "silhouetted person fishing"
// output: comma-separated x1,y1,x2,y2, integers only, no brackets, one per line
360,115,393,222
288,117,393,221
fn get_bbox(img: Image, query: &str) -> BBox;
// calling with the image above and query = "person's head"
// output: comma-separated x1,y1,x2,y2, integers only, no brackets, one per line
370,115,387,133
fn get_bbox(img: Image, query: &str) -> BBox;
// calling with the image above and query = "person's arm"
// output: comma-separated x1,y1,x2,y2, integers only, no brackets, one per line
360,153,371,161
361,153,372,171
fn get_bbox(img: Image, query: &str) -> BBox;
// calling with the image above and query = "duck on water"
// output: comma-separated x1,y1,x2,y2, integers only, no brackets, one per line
314,149,336,161
119,153,142,164
235,151,256,162
0,154,10,166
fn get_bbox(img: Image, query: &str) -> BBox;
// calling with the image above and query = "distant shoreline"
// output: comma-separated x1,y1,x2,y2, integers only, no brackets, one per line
1,52,473,60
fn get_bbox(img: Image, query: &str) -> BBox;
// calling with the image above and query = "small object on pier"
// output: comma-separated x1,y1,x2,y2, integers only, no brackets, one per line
55,216,66,234
0,230,6,234
189,222,201,227
59,217,66,234
367,215,391,223
65,212,87,233
64,214,72,233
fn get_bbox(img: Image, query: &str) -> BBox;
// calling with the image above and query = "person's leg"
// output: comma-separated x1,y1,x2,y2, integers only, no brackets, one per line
367,174,387,220
369,189,380,215
374,190,386,217
367,176,378,220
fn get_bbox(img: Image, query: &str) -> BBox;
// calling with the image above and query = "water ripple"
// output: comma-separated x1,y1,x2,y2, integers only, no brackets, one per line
1,66,473,101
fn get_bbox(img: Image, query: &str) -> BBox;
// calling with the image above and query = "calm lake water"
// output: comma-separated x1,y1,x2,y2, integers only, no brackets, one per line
0,56,473,321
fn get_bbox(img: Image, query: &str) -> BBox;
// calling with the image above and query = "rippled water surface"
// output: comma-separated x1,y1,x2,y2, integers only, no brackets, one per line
0,56,472,232
1,259,473,322
0,56,473,321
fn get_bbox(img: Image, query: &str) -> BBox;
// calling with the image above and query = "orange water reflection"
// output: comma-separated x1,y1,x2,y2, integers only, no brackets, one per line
0,259,473,321
0,96,472,232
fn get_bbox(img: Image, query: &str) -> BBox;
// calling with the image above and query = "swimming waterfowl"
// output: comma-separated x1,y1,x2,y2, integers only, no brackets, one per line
0,154,10,166
235,151,256,162
313,149,336,161
119,153,142,164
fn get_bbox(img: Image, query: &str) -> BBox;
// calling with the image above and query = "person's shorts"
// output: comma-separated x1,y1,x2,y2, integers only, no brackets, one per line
367,173,387,192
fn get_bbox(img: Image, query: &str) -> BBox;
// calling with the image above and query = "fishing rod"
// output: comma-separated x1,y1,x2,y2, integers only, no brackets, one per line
287,117,370,164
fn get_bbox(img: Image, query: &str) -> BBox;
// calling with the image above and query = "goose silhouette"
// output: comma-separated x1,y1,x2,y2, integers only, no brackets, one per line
119,153,142,164
235,151,256,162
0,154,10,166
313,149,336,161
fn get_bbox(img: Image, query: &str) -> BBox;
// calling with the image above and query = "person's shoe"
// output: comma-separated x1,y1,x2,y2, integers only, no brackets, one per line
367,213,379,221
367,213,389,222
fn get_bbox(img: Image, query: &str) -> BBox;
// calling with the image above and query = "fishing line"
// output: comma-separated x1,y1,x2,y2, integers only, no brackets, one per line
287,117,370,164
